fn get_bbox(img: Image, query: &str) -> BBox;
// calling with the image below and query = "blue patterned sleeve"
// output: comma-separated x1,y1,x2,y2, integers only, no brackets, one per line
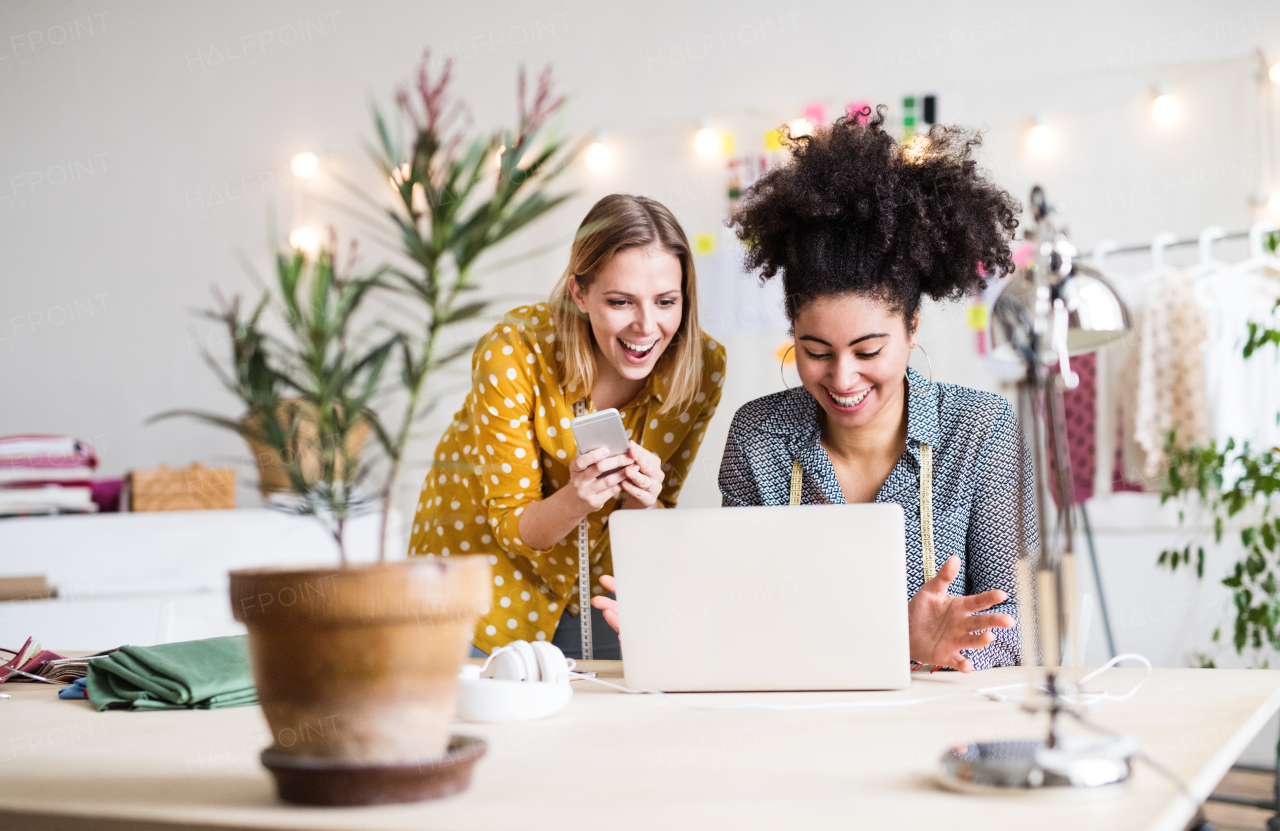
962,396,1037,670
718,407,766,507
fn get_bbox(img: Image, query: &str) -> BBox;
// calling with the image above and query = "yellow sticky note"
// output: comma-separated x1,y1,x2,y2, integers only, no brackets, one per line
764,130,783,151
721,133,736,156
776,341,796,364
966,303,989,331
695,233,716,255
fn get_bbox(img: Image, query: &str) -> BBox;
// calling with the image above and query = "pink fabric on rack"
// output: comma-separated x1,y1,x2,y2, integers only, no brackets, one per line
1051,352,1144,503
1052,352,1097,505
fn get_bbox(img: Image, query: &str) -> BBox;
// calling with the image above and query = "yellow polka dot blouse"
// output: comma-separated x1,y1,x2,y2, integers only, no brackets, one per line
408,304,727,654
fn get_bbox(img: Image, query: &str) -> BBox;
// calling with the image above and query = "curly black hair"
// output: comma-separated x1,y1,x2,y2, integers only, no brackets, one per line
730,106,1020,329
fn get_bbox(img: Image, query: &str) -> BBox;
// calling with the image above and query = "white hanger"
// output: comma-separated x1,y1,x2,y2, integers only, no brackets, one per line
1234,219,1280,274
1090,239,1119,268
1187,225,1228,280
1198,225,1227,265
1150,231,1179,269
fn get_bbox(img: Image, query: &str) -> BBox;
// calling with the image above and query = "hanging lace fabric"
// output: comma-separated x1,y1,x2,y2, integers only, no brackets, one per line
1095,244,1169,492
1131,269,1210,480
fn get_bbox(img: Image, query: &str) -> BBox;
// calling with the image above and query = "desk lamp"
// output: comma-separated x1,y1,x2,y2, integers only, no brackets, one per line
938,186,1135,791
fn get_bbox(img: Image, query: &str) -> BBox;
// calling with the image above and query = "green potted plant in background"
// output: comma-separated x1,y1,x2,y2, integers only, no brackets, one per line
1156,230,1280,669
156,51,581,805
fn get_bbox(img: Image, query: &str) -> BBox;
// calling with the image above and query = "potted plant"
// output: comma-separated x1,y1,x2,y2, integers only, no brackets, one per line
155,52,580,805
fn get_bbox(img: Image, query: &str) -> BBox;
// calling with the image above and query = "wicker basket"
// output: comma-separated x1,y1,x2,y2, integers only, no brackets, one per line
241,400,370,495
127,463,236,512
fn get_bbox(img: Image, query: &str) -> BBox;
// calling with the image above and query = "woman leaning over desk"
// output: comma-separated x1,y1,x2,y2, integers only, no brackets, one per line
597,110,1035,673
407,194,726,659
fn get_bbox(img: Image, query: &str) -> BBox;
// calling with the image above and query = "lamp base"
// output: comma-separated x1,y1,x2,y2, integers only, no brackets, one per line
938,736,1136,793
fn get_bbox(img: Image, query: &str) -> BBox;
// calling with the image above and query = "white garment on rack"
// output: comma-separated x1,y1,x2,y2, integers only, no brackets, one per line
1092,262,1147,498
1112,265,1172,489
1197,271,1280,454
1131,269,1210,479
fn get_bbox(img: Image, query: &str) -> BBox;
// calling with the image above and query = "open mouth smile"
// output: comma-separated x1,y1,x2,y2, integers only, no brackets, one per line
619,338,658,363
825,387,871,411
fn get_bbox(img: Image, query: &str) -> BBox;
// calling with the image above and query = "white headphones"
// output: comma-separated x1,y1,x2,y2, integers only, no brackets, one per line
456,640,576,723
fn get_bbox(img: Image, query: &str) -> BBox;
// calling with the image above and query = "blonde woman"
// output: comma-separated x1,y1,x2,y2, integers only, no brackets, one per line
407,194,727,659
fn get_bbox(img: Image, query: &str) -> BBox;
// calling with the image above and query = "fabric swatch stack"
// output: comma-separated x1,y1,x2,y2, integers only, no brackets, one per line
0,435,99,516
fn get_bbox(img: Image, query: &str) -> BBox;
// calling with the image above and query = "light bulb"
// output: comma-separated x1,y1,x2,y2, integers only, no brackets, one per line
1027,120,1053,156
288,227,320,256
787,118,814,138
1151,93,1180,127
584,141,612,172
902,133,930,164
1270,60,1280,84
694,127,722,158
1268,192,1280,216
290,152,319,179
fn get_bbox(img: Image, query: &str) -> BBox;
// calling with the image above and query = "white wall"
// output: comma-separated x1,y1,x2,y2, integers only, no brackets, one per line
3,0,1280,683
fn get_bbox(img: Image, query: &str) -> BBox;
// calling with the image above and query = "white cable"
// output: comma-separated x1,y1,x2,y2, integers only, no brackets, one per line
1076,653,1152,700
567,653,1152,713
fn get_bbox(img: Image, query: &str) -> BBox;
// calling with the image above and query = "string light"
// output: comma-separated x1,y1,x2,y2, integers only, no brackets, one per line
584,139,612,171
288,227,320,256
1270,60,1280,84
1026,116,1053,156
902,133,930,164
290,152,319,179
694,127,723,158
786,118,814,138
1268,192,1280,217
1151,89,1180,127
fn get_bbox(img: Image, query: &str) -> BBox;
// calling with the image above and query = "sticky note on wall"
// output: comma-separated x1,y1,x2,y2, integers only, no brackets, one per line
764,130,783,150
695,233,716,255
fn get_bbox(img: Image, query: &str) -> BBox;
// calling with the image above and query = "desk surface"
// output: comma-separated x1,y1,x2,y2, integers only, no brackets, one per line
1,663,1278,831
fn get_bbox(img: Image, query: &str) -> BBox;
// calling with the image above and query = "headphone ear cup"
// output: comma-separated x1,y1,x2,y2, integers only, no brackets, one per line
530,641,569,686
491,641,539,682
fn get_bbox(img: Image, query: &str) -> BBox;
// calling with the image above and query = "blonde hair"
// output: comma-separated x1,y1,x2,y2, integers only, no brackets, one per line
550,194,704,416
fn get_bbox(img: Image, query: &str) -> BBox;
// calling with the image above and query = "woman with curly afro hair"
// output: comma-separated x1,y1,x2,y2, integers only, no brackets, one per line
716,107,1034,672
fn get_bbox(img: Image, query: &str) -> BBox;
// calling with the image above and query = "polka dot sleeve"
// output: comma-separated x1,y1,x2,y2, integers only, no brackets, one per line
469,329,551,561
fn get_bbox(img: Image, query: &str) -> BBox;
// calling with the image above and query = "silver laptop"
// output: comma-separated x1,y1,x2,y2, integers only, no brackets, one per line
608,504,910,692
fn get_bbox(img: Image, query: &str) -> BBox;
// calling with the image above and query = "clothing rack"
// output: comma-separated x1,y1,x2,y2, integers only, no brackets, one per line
1067,227,1255,663
1080,229,1250,260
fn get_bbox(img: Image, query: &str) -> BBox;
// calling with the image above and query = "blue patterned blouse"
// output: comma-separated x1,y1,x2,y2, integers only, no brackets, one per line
717,368,1035,670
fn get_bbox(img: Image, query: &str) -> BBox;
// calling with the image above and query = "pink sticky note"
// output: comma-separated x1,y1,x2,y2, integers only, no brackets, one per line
802,103,827,126
846,100,872,123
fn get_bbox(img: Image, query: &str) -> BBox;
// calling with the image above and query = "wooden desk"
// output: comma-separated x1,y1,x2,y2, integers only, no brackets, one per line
1,663,1278,831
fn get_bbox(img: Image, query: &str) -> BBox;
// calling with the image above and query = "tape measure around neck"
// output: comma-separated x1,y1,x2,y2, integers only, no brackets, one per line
789,443,936,581
573,398,593,661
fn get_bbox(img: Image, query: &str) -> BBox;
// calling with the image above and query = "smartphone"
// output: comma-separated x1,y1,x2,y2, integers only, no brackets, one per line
570,408,631,477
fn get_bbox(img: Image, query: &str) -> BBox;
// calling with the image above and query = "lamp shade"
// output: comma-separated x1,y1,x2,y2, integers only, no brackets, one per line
1057,262,1131,354
990,261,1131,364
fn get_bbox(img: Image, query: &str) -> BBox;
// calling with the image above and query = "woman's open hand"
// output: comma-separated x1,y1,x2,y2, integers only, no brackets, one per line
568,447,633,516
907,556,1014,673
592,574,621,634
620,441,664,510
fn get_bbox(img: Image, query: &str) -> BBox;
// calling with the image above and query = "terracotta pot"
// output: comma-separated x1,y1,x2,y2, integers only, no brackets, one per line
241,399,371,495
230,557,491,801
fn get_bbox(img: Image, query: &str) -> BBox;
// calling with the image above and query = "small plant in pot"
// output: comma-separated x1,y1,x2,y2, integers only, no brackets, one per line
156,52,579,805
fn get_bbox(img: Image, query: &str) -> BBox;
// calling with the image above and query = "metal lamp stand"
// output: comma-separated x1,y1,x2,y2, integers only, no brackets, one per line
938,186,1136,792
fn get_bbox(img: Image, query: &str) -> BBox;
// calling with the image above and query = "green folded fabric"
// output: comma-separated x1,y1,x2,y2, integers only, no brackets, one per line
86,635,258,711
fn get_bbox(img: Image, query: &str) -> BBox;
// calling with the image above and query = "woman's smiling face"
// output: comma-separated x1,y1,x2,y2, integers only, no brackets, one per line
793,293,916,431
570,245,684,383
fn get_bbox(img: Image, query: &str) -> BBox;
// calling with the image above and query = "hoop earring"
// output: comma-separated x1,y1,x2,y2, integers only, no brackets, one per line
780,345,795,390
907,345,933,394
